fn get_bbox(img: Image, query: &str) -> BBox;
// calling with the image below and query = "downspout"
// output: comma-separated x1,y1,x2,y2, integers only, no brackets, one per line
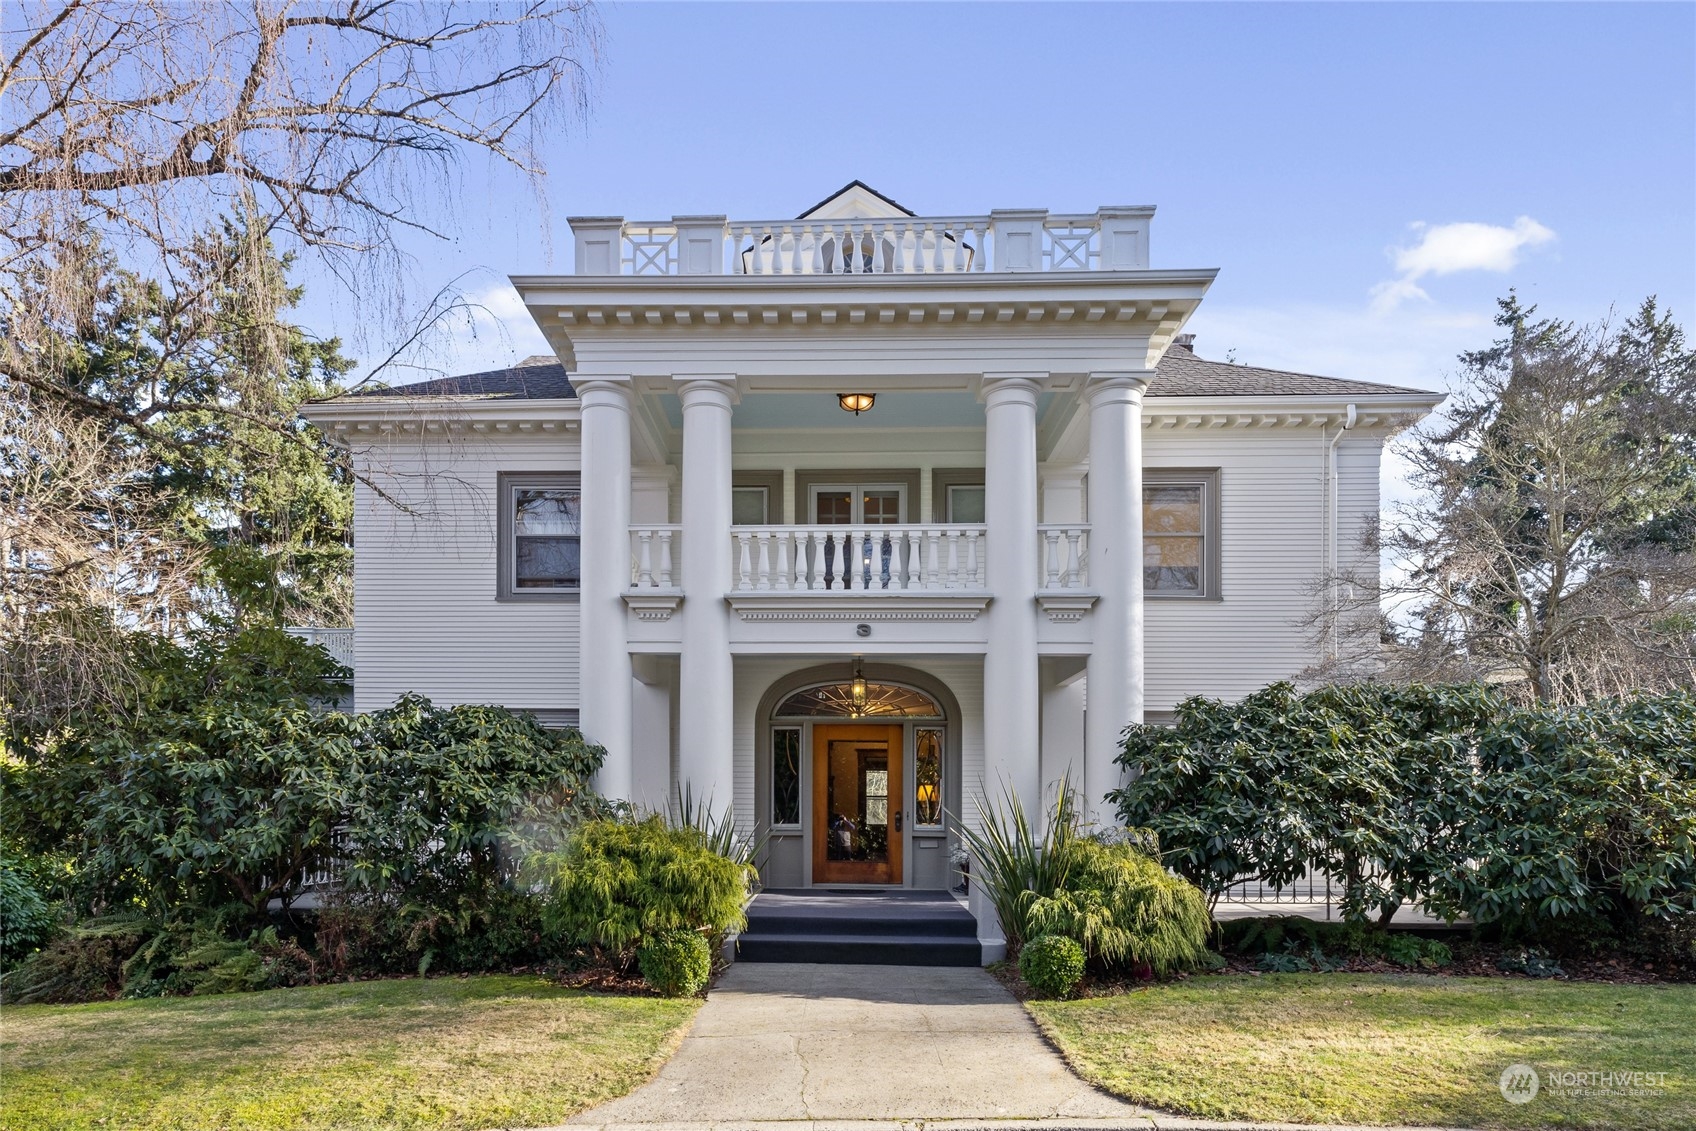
1326,404,1358,662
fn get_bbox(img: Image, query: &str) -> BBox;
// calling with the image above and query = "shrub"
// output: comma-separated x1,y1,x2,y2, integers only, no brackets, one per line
638,928,712,996
1113,683,1696,942
536,817,753,962
960,783,1211,975
0,915,151,1003
0,853,58,966
1023,839,1212,976
1020,934,1085,998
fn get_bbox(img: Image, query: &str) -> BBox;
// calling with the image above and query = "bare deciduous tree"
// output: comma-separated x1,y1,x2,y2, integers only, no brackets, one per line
1310,296,1696,703
1,1,600,727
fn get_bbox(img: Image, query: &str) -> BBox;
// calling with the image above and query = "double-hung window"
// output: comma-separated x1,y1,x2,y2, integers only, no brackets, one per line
497,472,580,600
1143,469,1220,599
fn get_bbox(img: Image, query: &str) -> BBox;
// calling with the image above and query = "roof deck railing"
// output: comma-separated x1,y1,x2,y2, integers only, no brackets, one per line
570,207,1154,277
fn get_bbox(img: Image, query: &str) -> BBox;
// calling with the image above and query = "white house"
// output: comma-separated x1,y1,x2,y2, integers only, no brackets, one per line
301,182,1441,912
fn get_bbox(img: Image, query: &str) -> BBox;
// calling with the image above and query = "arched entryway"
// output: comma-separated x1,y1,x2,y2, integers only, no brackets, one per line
754,664,962,888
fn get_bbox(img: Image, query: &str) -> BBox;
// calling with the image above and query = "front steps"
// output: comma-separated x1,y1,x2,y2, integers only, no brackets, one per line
736,888,983,966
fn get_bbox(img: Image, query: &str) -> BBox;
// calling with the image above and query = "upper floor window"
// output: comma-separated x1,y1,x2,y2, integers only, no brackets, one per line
497,472,580,601
1144,470,1220,599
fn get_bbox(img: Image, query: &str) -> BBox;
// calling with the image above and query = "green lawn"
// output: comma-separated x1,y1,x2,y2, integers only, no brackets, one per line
1030,974,1696,1129
1,974,699,1131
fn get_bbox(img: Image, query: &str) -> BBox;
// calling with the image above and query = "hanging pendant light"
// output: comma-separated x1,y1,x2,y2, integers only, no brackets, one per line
849,658,869,715
837,392,876,415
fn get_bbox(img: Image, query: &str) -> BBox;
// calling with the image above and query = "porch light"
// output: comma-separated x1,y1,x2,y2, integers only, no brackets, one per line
916,783,939,806
837,392,876,415
850,659,869,713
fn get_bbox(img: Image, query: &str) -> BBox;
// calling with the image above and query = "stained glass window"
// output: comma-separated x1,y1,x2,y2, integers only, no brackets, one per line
915,728,943,826
772,727,801,826
775,682,942,718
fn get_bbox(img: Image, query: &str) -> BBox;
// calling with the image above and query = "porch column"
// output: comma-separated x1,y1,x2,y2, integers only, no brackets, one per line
1084,371,1151,825
675,375,738,811
981,373,1044,820
575,377,634,800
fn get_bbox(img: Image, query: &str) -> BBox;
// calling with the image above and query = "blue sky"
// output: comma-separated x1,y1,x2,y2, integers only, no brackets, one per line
300,1,1696,398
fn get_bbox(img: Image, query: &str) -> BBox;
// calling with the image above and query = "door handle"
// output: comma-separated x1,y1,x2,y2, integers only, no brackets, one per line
895,811,903,832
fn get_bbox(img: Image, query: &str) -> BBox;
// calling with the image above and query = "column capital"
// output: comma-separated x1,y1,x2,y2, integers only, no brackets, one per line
1085,370,1152,408
977,371,1046,407
573,376,634,411
673,373,741,408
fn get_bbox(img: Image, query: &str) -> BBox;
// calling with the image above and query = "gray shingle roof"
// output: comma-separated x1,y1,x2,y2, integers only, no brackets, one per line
347,357,575,401
346,346,1432,402
1146,343,1432,398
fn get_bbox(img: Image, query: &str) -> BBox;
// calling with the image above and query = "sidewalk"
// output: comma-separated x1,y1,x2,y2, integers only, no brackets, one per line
554,963,1475,1131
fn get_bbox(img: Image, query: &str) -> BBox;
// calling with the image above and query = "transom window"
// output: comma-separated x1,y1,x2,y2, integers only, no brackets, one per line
775,681,942,718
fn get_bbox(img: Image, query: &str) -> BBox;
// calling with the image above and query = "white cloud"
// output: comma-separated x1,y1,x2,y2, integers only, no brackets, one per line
1371,216,1555,312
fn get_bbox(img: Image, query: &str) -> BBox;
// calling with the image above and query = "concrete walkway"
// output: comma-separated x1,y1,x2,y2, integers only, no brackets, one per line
564,962,1154,1126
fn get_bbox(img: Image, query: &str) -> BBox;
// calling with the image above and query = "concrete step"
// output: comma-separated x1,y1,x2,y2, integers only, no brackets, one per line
743,911,978,939
735,931,984,966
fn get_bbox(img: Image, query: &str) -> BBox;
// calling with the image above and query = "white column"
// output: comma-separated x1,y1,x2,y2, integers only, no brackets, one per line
980,373,1044,820
1083,371,1150,825
675,375,738,811
575,378,634,800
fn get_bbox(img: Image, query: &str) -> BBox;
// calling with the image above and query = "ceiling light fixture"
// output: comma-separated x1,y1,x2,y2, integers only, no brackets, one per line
837,392,876,415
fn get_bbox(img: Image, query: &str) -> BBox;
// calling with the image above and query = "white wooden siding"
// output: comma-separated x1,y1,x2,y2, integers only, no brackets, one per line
1141,426,1382,710
350,430,581,714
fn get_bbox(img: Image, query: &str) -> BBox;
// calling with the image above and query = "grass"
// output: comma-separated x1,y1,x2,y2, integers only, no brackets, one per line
1029,973,1696,1129
0,974,699,1131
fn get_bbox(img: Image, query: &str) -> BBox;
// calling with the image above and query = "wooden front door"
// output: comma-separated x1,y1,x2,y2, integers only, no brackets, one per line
812,724,904,885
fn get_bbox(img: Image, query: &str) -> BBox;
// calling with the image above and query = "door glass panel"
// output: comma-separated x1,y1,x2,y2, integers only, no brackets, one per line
862,490,901,525
915,728,943,826
732,486,769,525
772,727,801,825
947,485,985,524
826,739,889,864
814,490,853,525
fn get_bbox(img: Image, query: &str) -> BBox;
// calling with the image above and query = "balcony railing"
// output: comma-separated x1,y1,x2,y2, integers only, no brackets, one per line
573,208,1153,277
732,526,987,593
285,626,354,668
1037,525,1091,589
628,525,681,589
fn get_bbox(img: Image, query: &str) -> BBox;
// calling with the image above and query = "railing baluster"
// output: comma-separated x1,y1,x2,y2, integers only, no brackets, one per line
967,529,982,587
658,529,674,586
774,531,791,591
756,531,772,590
1044,529,1062,587
945,530,961,588
636,530,653,587
736,531,753,590
1066,528,1083,587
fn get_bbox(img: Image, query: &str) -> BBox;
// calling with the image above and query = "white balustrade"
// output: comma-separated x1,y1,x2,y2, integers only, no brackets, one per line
728,526,987,593
576,211,1148,276
1036,525,1091,589
628,525,681,588
284,626,354,668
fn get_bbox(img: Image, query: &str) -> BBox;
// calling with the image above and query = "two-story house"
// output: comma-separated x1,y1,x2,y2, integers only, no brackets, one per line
301,182,1441,906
